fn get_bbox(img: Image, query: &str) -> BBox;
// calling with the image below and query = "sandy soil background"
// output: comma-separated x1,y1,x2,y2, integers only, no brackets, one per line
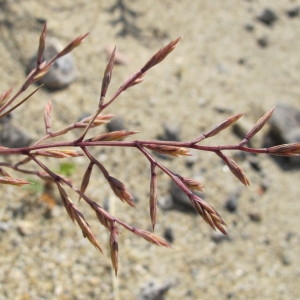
0,1,300,299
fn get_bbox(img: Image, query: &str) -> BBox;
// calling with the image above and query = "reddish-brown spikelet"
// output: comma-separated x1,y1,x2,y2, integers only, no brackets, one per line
93,207,112,230
134,229,171,247
125,73,145,89
244,107,275,142
43,100,52,134
74,208,103,253
78,114,115,127
0,168,10,177
100,46,116,103
0,176,31,186
32,63,51,82
56,182,76,222
32,149,83,158
56,182,103,252
1,85,41,119
0,88,13,107
268,142,300,156
88,130,138,142
205,113,244,138
149,165,158,230
56,33,89,58
141,37,182,73
37,23,46,67
226,157,250,186
110,223,119,276
217,151,250,186
191,195,227,235
108,176,135,206
145,144,190,157
181,176,204,191
79,162,94,201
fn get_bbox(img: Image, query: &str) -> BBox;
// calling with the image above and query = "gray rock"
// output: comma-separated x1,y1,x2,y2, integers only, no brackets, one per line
267,103,300,165
163,227,174,243
257,8,278,27
137,281,173,300
27,38,76,90
158,195,174,210
269,104,300,144
211,232,231,244
106,116,126,132
257,36,269,48
224,188,241,213
286,6,300,18
158,123,181,142
248,211,262,223
0,114,32,148
16,221,34,236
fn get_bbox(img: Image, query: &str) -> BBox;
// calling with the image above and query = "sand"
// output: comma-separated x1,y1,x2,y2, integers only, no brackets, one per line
0,1,300,299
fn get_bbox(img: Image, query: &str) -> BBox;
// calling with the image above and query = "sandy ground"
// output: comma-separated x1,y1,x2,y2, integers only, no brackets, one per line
0,1,300,299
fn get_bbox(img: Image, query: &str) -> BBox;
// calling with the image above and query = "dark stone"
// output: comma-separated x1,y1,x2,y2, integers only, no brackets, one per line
158,195,174,211
106,116,126,132
257,36,269,48
244,23,255,32
0,115,32,148
248,212,262,223
211,232,231,243
248,155,262,172
257,9,278,26
237,58,247,65
286,7,300,18
137,281,173,300
163,227,174,243
224,190,240,213
157,123,181,142
268,104,300,144
265,103,300,166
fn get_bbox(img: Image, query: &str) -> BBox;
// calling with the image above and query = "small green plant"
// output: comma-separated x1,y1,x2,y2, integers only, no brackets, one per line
58,162,76,177
0,24,299,275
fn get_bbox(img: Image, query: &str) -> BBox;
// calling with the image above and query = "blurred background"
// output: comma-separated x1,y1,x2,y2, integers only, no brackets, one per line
0,1,299,299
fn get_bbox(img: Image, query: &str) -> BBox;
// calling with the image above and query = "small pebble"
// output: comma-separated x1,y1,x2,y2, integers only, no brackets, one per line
280,251,292,266
158,195,174,211
106,116,126,132
185,149,198,168
157,123,181,143
268,103,300,144
163,227,174,243
211,232,231,244
248,155,262,172
237,57,247,65
16,221,34,236
0,221,12,232
248,211,262,223
0,114,32,148
244,23,255,32
259,175,270,193
137,281,173,300
267,103,300,165
224,189,241,213
286,7,300,18
257,36,269,48
257,8,278,26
